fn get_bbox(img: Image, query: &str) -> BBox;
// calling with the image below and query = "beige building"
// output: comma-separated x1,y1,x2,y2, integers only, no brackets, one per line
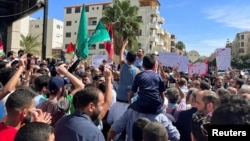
7,16,30,53
63,2,111,56
6,16,63,58
29,18,64,57
232,31,250,57
63,0,174,56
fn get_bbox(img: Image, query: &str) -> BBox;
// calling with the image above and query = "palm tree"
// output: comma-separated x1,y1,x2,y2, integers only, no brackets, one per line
175,41,186,55
20,34,41,56
102,0,143,55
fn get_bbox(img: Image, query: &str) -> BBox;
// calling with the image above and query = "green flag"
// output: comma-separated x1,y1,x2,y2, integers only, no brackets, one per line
88,20,111,46
77,5,88,59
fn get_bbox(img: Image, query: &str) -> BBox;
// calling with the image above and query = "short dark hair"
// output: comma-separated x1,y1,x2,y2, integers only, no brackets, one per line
200,81,210,90
0,60,7,70
34,75,50,92
18,50,24,57
211,95,250,125
143,122,168,141
36,68,49,76
126,51,137,63
235,78,244,89
132,117,151,141
6,88,35,113
142,54,155,69
73,87,101,109
165,87,180,103
14,122,54,141
0,67,17,85
7,51,14,57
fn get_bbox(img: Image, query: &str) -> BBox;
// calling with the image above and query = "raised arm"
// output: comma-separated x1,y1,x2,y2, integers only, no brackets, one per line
99,67,113,119
0,55,26,100
119,39,128,66
56,64,84,95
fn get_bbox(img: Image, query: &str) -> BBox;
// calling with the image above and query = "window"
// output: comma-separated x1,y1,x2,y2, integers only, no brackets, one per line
99,43,105,49
56,25,60,29
138,30,142,36
241,42,244,47
137,16,142,20
66,8,72,14
65,44,68,49
75,20,77,23
35,25,39,28
88,17,97,25
97,7,99,10
86,6,89,12
75,7,81,13
66,21,72,26
89,44,96,50
138,43,142,48
241,35,244,40
92,7,94,10
239,48,244,53
92,21,97,25
66,32,71,37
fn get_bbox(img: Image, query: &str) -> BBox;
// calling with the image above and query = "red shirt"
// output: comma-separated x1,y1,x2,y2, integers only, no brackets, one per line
0,122,17,141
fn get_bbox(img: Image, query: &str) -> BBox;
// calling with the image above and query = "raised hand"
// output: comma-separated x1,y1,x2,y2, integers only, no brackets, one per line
32,109,52,124
103,67,112,80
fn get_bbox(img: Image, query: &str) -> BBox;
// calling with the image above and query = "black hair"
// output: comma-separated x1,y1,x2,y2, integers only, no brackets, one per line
7,51,14,57
132,117,151,141
14,122,54,141
0,60,7,70
142,54,155,70
6,88,35,113
200,81,210,90
211,95,250,125
73,87,101,109
126,51,137,63
0,67,17,85
34,75,50,92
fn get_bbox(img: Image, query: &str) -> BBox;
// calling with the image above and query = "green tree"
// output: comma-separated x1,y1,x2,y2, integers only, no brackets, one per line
176,41,185,51
102,0,143,54
20,34,41,56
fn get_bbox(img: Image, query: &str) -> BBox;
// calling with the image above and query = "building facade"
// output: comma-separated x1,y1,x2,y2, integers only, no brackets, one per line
63,2,111,56
232,31,250,57
29,18,64,58
63,0,174,56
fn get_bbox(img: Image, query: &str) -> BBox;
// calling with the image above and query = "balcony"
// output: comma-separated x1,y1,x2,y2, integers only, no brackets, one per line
150,9,159,17
157,40,164,46
149,36,159,42
157,17,165,24
157,28,164,35
150,23,159,29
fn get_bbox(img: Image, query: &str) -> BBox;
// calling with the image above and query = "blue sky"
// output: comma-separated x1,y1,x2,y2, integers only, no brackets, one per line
32,0,250,57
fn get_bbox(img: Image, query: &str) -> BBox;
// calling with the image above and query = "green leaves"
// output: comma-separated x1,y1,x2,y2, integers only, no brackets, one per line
20,34,41,56
102,0,143,54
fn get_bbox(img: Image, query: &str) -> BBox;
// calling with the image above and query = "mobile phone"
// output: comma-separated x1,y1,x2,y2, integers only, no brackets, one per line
26,59,31,70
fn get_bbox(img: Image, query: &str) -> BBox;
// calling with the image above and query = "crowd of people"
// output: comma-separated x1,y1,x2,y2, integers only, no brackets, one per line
0,40,250,141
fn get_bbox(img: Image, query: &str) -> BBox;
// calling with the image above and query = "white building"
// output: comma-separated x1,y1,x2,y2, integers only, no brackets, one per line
7,16,63,58
29,18,64,57
63,0,172,56
63,2,111,55
7,16,30,53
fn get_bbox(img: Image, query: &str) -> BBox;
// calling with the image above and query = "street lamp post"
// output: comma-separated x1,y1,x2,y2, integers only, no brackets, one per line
42,0,48,60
